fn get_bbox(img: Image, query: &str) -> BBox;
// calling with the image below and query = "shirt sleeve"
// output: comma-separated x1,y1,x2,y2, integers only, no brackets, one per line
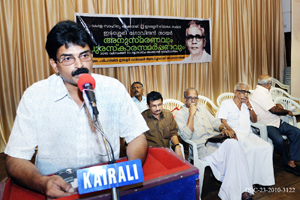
203,107,222,131
169,112,179,137
4,88,38,160
217,100,229,120
175,109,193,140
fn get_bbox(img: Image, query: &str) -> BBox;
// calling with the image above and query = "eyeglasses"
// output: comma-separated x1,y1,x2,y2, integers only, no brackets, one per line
186,34,205,42
186,96,199,101
236,90,251,95
57,51,93,66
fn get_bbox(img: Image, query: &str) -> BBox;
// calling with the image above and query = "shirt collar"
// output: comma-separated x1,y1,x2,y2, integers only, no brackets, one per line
145,109,165,119
52,75,69,102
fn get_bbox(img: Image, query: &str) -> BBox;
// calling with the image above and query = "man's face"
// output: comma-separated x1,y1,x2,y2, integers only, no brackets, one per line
50,44,93,89
186,26,206,57
148,99,163,118
234,85,250,104
132,83,144,97
184,89,198,108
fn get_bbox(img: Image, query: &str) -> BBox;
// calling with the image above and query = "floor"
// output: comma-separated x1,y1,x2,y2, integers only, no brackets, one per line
1,143,300,200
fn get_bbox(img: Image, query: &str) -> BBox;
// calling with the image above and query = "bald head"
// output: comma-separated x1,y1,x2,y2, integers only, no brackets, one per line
258,74,272,90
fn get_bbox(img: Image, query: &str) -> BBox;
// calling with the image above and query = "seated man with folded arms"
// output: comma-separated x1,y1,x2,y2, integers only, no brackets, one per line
141,91,184,158
131,81,148,113
175,87,254,200
217,82,275,188
251,74,300,176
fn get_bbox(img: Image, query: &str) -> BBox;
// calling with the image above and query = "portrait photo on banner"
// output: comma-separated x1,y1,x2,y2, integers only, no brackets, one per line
75,13,212,68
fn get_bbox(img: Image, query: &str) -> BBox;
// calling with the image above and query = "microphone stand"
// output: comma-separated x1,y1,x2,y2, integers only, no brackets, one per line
92,110,120,200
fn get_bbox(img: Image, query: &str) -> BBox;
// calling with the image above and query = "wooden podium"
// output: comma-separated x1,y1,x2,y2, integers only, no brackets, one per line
0,147,199,200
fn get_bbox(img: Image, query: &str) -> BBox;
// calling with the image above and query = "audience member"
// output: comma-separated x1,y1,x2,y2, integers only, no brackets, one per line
4,20,148,198
131,81,148,113
141,91,184,158
251,74,300,176
175,88,254,200
217,82,275,186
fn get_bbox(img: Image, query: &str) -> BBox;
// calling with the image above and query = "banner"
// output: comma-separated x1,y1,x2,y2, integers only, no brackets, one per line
75,13,212,68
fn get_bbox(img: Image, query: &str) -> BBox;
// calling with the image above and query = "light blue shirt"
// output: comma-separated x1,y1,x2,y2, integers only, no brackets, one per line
132,96,148,113
5,73,149,175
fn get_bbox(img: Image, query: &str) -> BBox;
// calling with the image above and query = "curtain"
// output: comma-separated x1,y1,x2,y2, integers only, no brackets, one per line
0,0,285,152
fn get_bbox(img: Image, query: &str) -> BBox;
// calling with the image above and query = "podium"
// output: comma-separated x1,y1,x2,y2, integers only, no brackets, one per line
0,147,199,200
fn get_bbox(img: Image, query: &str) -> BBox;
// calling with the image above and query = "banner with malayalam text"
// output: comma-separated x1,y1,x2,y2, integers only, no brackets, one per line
75,13,212,68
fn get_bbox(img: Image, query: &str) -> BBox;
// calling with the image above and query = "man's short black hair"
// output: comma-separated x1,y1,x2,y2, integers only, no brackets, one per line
147,91,163,106
45,20,94,62
131,82,143,89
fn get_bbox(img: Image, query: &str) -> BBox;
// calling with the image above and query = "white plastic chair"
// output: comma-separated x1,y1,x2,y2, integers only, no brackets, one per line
163,99,184,111
198,95,219,116
270,87,300,105
274,97,299,124
216,93,235,107
271,77,291,94
183,138,209,199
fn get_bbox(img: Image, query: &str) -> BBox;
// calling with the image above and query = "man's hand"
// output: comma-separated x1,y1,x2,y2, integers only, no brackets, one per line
43,175,75,199
189,104,197,116
222,129,238,140
288,111,294,116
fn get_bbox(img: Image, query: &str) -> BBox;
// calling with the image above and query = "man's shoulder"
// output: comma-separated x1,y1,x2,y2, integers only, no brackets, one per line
24,74,59,94
162,109,174,117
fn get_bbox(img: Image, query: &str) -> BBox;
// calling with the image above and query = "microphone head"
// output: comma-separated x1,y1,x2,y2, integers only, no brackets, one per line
77,74,96,92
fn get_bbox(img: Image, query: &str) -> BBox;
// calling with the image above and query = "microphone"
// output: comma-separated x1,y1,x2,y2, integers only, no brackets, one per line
78,74,99,116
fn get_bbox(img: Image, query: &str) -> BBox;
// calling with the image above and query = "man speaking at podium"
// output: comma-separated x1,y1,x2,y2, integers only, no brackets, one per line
4,20,149,198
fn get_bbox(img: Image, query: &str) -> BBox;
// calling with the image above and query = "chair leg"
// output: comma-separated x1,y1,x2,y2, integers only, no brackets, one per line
199,165,206,198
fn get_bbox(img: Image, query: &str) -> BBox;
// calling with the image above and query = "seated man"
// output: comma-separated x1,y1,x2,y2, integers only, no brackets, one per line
141,91,184,158
217,82,275,187
251,74,300,176
4,20,148,199
131,81,148,113
175,88,254,200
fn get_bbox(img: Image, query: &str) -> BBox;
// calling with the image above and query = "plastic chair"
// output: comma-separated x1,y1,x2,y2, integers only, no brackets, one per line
216,93,235,107
270,87,300,104
198,95,219,116
271,77,291,94
163,99,184,111
274,97,299,123
183,138,209,199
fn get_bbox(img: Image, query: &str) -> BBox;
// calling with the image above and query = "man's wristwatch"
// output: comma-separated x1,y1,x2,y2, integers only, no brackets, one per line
248,107,253,111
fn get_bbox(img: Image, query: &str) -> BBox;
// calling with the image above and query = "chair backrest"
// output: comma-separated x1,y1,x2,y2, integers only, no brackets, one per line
163,99,184,116
198,95,219,116
216,92,234,107
271,77,291,94
270,87,300,103
274,96,300,116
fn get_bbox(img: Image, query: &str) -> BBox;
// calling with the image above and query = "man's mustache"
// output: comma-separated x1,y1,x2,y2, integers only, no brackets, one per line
155,110,161,112
71,67,89,77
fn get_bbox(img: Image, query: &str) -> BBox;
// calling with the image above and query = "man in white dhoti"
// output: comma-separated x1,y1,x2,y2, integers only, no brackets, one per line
175,88,254,200
217,82,275,187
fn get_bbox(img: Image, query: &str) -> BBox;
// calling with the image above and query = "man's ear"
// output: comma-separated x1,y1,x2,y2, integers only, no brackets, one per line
50,59,59,74
184,98,187,104
147,104,150,109
203,38,207,48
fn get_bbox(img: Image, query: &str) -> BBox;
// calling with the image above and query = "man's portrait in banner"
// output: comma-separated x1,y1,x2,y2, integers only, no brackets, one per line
182,20,212,63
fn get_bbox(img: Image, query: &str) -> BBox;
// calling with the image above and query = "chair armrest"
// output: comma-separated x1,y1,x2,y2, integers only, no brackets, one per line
185,139,199,163
251,122,268,142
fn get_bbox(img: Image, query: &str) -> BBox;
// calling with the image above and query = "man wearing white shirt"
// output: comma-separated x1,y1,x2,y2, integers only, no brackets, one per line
251,75,300,176
131,82,148,113
4,20,148,198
